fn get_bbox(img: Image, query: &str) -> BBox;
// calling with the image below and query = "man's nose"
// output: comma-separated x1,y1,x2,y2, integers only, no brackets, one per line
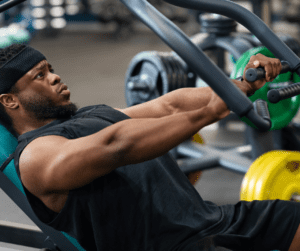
50,73,61,85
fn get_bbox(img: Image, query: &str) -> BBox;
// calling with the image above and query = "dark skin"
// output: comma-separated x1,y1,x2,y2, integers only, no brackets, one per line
1,54,299,250
0,60,75,135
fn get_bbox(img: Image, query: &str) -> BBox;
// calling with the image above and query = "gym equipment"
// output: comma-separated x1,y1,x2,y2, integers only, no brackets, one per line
89,0,134,24
125,50,193,107
0,0,26,13
231,46,300,131
125,14,254,107
121,0,300,132
0,0,300,250
240,150,300,202
87,0,135,39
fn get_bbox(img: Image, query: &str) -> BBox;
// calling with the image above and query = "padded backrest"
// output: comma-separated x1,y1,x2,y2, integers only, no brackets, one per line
0,124,86,251
0,124,18,162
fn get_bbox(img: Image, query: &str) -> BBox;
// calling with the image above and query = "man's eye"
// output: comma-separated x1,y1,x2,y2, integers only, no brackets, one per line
36,72,44,79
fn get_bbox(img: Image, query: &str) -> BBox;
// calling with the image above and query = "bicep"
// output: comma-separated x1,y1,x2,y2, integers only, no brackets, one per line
19,135,119,195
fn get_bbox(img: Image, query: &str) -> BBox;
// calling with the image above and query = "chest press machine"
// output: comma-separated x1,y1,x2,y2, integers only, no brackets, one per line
1,0,300,250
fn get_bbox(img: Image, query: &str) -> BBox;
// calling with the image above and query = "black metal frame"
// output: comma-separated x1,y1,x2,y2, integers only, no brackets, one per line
0,0,26,13
0,220,52,249
175,123,286,175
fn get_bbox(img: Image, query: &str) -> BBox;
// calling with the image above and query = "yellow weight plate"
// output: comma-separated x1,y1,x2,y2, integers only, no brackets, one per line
240,151,276,201
247,151,287,201
241,151,300,201
192,132,205,144
254,151,300,201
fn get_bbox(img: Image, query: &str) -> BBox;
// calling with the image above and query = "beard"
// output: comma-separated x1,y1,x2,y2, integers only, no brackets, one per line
18,92,78,121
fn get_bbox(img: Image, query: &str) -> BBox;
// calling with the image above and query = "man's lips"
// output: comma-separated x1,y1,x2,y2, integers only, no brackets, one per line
58,84,68,93
58,84,71,99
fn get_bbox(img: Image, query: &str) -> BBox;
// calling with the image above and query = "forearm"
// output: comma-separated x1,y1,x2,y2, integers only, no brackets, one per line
121,80,250,119
162,87,213,114
117,88,209,120
114,106,217,165
163,81,249,115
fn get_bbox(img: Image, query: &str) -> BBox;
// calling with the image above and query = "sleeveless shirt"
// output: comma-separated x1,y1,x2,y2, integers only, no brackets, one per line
14,104,235,251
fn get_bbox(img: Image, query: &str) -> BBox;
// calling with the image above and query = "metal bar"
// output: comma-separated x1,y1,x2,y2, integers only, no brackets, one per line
177,141,252,174
177,156,219,173
0,220,46,248
0,171,83,251
120,0,273,131
0,0,26,14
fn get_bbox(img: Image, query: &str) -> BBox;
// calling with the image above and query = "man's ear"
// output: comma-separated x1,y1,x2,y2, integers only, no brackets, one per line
0,94,19,109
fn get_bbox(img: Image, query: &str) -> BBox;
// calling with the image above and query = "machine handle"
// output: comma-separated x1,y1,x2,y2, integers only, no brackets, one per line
267,82,300,103
253,99,270,122
245,61,291,82
120,0,273,131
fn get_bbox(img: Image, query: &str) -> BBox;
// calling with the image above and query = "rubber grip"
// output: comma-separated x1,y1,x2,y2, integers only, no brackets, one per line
267,82,300,103
245,61,291,82
253,99,271,122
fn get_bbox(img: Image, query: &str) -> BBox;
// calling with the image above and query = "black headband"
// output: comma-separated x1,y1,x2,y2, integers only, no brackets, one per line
0,46,46,94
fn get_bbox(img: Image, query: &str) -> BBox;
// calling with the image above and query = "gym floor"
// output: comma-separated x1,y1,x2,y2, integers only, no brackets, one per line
0,23,299,250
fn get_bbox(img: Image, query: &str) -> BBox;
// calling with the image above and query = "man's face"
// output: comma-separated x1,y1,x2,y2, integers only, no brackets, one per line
15,59,78,120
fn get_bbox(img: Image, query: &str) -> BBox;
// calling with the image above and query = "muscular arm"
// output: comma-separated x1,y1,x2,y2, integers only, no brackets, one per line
118,87,214,118
118,54,282,119
119,81,248,119
20,54,282,195
20,104,217,195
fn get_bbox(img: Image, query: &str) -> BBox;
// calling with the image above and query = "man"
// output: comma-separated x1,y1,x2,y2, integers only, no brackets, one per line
0,44,299,251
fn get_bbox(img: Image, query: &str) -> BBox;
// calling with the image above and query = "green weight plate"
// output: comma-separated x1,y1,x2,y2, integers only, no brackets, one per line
231,46,300,131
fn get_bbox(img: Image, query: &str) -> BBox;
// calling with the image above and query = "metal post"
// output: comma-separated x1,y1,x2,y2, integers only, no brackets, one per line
251,0,272,28
251,0,263,19
245,125,277,160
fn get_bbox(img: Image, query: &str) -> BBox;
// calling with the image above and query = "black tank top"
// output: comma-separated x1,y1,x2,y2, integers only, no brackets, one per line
14,104,235,251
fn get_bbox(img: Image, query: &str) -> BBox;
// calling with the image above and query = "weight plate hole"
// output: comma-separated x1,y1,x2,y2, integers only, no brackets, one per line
157,74,163,96
291,193,300,202
286,161,300,173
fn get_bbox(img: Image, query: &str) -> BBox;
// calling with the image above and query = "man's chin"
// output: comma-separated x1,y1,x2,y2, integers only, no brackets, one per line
33,102,79,120
56,103,78,119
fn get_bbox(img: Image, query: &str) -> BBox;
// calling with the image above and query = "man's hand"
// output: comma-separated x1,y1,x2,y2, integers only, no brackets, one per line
207,54,282,120
243,53,282,94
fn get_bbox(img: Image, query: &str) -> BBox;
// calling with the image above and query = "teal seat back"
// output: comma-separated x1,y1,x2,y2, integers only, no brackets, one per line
0,124,18,162
0,124,86,251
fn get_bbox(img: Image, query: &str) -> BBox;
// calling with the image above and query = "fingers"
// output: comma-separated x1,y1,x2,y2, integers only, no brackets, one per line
247,54,282,82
